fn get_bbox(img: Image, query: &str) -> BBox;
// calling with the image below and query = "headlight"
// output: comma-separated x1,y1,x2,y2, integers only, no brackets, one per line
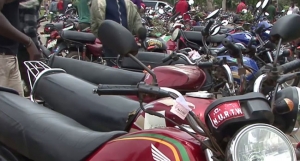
226,123,296,161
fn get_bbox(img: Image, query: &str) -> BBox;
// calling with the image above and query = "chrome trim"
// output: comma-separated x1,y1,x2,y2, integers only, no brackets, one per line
253,74,267,92
30,68,66,102
176,53,195,65
204,149,214,161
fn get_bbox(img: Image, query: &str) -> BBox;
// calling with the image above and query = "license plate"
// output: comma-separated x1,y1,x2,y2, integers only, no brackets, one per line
47,39,57,49
41,34,50,37
208,101,244,128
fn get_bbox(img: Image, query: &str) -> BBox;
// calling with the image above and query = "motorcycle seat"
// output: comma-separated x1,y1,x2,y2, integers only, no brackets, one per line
60,30,96,44
0,90,125,161
183,31,226,45
33,72,141,132
49,56,145,85
207,34,227,43
53,22,64,31
120,51,189,72
192,26,205,31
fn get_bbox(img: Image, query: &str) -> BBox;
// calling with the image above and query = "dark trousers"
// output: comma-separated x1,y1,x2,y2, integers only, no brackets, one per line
17,46,30,97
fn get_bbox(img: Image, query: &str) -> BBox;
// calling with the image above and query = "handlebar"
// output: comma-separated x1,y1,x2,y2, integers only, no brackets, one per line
94,83,172,98
202,19,214,37
222,39,241,58
281,59,300,74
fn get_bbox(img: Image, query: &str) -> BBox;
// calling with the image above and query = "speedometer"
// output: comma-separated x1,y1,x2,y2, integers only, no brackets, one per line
226,123,296,161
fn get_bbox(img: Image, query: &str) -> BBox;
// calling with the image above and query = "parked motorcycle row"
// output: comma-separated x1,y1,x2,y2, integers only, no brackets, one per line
1,0,300,161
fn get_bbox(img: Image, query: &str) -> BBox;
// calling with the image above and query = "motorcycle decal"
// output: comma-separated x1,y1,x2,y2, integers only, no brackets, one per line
151,144,171,161
208,101,244,128
111,133,190,161
144,111,166,130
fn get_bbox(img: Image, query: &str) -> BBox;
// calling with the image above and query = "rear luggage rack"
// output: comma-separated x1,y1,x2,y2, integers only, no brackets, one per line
24,61,66,102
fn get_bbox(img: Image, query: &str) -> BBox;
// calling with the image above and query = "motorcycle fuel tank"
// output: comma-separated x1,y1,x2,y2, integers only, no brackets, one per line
144,65,206,92
130,96,215,132
217,55,259,82
87,128,206,161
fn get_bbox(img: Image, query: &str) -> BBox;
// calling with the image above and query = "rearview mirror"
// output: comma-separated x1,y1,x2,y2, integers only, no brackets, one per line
67,4,72,7
158,8,164,14
98,20,138,57
261,0,270,9
171,28,181,41
221,20,229,26
265,12,269,16
256,1,262,8
210,25,221,36
205,9,220,20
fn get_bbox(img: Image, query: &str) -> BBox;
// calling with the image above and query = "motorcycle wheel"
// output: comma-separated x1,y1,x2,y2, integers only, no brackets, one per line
65,51,90,61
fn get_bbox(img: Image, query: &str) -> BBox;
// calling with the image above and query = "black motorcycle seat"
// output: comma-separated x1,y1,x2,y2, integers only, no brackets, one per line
53,22,64,31
207,34,227,43
49,56,145,85
192,26,205,31
34,72,141,132
60,30,96,44
0,91,125,161
121,51,188,71
183,31,226,45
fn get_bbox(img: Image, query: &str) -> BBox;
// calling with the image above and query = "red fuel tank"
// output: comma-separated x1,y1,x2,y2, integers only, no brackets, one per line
144,65,206,92
130,95,215,132
87,128,207,161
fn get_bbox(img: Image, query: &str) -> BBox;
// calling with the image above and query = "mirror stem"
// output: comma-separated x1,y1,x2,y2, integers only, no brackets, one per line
129,54,158,86
273,38,282,67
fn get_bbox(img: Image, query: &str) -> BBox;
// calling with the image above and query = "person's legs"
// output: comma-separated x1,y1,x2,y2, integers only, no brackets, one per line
0,55,24,97
18,46,30,96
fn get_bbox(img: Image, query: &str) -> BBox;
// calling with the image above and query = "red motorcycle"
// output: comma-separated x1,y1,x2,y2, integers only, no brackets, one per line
3,18,299,161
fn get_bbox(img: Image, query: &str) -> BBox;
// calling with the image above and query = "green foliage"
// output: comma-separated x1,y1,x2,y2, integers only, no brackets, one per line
240,12,254,22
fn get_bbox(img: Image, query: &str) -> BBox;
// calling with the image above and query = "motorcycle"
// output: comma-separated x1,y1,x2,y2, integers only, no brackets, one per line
0,18,300,161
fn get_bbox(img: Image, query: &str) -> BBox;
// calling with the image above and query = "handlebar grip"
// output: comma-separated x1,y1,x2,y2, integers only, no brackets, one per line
281,59,300,74
94,84,138,95
202,19,214,36
222,39,241,58
197,62,214,68
255,24,265,34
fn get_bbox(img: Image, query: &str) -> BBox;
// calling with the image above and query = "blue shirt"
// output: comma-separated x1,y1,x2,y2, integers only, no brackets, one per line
105,0,128,29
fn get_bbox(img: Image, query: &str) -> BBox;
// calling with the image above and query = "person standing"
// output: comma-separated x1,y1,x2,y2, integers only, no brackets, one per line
90,0,144,66
77,0,91,30
236,0,246,14
131,0,141,10
289,2,299,14
57,0,64,13
175,0,190,15
49,0,57,13
18,0,41,96
266,1,276,22
0,0,41,96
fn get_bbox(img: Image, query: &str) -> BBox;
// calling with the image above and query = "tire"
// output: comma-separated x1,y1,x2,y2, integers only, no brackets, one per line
65,51,90,61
